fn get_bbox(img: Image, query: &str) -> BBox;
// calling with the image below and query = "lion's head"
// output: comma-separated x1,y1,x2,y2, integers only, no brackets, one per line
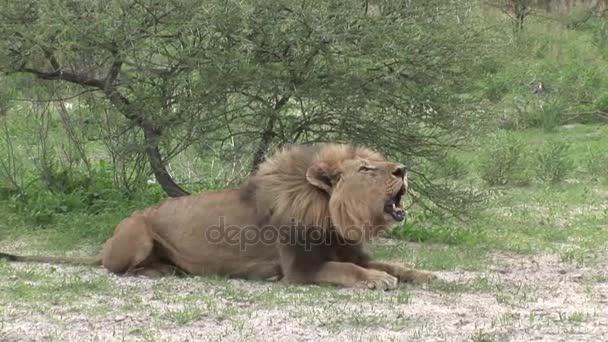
243,143,408,242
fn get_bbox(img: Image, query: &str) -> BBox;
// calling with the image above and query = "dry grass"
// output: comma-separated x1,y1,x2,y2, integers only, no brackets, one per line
1,245,607,342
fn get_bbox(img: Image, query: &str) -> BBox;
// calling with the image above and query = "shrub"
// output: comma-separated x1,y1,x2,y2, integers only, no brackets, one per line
480,132,530,186
483,76,510,103
585,149,608,182
429,153,469,180
535,141,572,183
497,97,564,132
537,100,565,132
4,162,165,226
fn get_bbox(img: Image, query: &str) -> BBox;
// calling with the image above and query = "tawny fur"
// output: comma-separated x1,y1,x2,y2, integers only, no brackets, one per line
0,143,437,289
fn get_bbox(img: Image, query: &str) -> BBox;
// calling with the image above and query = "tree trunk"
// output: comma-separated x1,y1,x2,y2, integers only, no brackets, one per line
143,127,190,197
250,96,290,173
514,2,527,31
104,81,189,197
250,114,278,173
516,11,525,30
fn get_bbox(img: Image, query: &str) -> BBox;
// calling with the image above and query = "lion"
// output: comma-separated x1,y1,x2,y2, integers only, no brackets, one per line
0,143,436,290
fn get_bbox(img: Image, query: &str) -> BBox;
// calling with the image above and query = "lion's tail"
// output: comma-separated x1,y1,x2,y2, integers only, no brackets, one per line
0,252,102,266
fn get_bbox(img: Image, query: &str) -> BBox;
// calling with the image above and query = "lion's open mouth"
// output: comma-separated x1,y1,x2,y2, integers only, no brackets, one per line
384,186,406,222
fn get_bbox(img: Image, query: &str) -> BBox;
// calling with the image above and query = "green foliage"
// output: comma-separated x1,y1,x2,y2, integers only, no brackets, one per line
584,148,608,183
594,93,608,113
535,141,572,183
4,161,164,227
483,75,511,103
537,99,565,132
424,153,469,181
442,154,469,180
394,220,485,246
480,131,530,186
479,12,608,130
0,0,495,218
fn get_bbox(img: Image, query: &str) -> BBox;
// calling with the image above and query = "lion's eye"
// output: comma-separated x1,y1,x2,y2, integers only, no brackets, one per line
359,165,376,172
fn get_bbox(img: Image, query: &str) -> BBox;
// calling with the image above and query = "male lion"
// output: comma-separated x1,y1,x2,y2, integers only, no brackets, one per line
0,144,436,290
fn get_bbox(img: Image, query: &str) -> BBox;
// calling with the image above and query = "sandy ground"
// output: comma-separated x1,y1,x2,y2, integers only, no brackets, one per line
1,251,607,342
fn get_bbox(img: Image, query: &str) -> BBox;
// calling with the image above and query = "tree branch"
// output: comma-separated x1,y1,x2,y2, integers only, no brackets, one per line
16,55,190,197
18,67,105,88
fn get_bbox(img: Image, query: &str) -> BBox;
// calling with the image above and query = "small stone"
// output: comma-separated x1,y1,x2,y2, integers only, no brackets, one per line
571,274,584,281
114,315,127,322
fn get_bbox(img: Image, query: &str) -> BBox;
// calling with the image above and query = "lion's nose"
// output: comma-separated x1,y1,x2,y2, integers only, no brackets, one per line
392,164,407,179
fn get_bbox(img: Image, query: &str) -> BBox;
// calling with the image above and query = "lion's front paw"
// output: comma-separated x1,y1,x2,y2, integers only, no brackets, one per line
358,269,398,291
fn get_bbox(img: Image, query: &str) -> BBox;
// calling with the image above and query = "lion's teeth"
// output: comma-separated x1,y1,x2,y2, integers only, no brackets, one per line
392,203,397,210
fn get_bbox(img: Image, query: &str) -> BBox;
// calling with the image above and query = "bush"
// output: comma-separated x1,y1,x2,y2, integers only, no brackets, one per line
486,16,608,129
4,162,165,226
535,141,572,183
585,149,608,182
537,100,565,132
483,76,510,103
480,132,530,186
428,153,469,180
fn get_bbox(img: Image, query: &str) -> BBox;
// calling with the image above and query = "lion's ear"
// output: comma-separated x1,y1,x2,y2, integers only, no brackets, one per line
306,162,336,194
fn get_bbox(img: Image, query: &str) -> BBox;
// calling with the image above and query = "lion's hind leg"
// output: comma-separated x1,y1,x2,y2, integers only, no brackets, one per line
101,214,173,277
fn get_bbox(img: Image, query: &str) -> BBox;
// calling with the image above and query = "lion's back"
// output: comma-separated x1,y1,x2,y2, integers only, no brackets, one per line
142,189,278,273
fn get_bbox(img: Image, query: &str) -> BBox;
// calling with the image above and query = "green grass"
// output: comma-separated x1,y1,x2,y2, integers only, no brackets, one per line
3,276,112,301
557,311,595,324
397,124,608,270
168,306,208,326
0,262,116,326
372,244,488,271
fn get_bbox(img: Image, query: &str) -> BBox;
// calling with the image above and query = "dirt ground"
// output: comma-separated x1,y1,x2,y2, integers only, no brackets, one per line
1,249,607,342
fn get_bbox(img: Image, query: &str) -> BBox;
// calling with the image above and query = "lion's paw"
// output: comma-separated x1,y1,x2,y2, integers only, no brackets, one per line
359,270,398,291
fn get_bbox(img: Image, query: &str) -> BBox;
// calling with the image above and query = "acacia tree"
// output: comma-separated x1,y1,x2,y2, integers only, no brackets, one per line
0,0,226,196
197,0,488,214
0,0,488,216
